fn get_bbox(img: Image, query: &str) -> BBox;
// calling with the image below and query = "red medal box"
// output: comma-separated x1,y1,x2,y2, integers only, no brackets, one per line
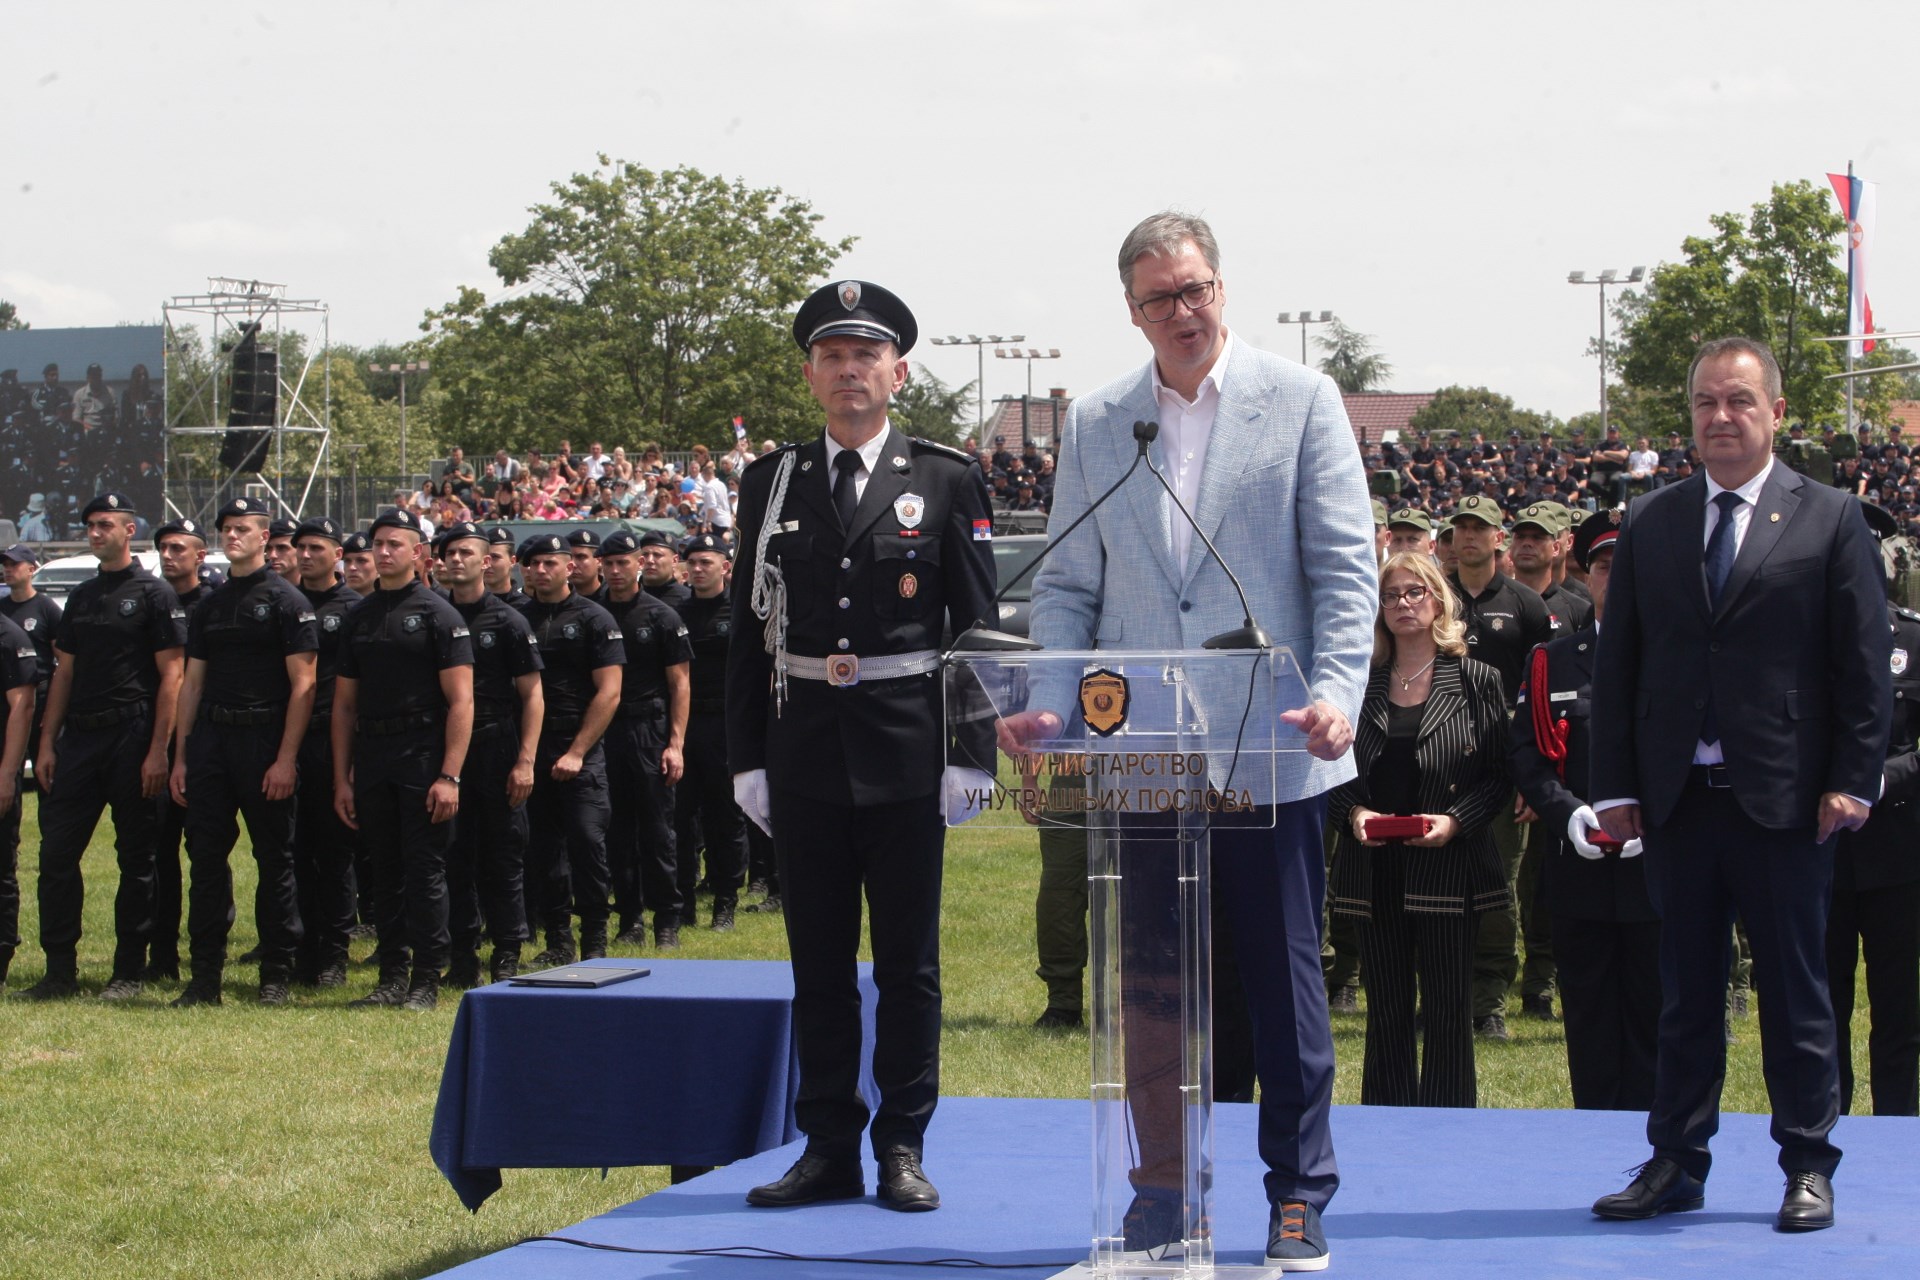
1363,814,1430,840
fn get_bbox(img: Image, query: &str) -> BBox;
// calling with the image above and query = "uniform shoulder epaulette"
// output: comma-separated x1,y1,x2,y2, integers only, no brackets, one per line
741,443,798,475
1896,605,1920,623
909,436,973,463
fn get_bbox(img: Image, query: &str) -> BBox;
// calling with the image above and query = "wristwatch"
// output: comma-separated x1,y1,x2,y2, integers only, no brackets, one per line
438,773,460,786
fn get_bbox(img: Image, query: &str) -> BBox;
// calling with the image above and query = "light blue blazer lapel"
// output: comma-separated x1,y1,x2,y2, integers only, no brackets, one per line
1107,372,1180,594
1183,352,1264,587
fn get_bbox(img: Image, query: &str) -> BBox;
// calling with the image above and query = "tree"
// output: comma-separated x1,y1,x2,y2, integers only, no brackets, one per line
891,365,975,448
1315,319,1392,393
1615,181,1852,430
1405,385,1559,442
424,159,854,456
0,299,24,330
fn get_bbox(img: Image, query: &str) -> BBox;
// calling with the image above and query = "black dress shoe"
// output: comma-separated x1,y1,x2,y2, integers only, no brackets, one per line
876,1147,939,1211
1592,1156,1705,1219
745,1152,864,1207
1777,1170,1834,1231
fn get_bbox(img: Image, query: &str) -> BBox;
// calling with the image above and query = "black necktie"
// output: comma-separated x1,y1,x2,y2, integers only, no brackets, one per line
1700,490,1743,746
832,450,863,531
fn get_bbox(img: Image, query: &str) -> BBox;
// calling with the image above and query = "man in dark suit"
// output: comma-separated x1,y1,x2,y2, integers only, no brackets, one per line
1589,337,1891,1232
727,280,996,1213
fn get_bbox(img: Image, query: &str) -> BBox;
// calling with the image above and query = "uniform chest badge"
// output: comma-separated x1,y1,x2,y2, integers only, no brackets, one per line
402,614,422,633
715,619,730,636
1895,648,1910,676
894,493,925,529
1490,617,1505,632
322,613,341,632
562,623,579,640
478,629,496,649
252,603,272,621
899,572,919,599
636,626,653,643
119,598,138,616
22,618,34,631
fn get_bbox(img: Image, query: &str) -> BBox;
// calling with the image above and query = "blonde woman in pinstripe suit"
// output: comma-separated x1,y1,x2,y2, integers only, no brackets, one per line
1329,553,1511,1107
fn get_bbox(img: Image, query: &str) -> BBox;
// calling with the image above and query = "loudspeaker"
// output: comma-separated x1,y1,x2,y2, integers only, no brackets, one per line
222,325,276,472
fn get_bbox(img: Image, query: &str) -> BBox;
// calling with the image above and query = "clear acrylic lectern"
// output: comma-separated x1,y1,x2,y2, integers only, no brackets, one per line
946,647,1312,1280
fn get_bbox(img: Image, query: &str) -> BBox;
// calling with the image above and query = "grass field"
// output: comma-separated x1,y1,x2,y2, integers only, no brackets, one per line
0,796,1860,1279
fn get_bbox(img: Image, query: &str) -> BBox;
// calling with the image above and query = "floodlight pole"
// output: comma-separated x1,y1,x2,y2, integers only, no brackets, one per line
1276,310,1334,365
996,347,1063,448
931,333,1023,446
1567,267,1645,432
368,361,430,482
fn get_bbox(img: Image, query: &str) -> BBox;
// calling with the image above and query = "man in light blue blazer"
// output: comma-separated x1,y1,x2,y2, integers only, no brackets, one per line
1000,212,1377,1270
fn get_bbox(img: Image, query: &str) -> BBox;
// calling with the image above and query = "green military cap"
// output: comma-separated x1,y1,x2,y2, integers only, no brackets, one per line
1449,494,1506,528
1386,507,1433,532
1511,501,1566,535
1567,507,1593,529
1371,497,1388,527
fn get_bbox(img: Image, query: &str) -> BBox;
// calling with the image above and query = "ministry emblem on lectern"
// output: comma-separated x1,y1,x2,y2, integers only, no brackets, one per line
1079,668,1130,737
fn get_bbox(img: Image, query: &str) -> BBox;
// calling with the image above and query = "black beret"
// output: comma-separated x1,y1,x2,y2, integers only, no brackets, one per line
438,520,488,549
369,508,424,536
268,518,299,540
516,532,567,565
597,531,641,557
80,492,136,520
792,279,917,356
682,532,731,560
636,529,677,552
198,564,227,588
153,518,207,545
486,524,516,547
214,496,272,529
565,528,601,549
342,533,371,555
293,516,344,544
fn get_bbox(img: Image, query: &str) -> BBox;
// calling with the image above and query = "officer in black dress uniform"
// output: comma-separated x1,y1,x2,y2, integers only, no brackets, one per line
332,509,474,1011
168,498,318,1006
30,492,185,1000
598,530,691,945
1510,509,1660,1108
0,610,36,989
143,518,212,981
1826,499,1920,1116
484,526,530,609
729,281,995,1211
438,523,544,984
672,532,749,932
567,527,606,602
518,532,624,965
290,515,362,987
638,530,692,611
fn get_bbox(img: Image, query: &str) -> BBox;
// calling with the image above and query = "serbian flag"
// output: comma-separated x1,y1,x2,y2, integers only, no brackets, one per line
733,415,747,441
1827,171,1877,356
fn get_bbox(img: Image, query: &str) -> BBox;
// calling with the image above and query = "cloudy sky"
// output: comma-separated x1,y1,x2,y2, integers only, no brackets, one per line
5,1,1915,426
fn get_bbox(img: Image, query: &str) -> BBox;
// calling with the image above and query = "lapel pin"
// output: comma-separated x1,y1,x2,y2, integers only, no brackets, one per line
801,459,813,472
1770,512,1780,522
892,455,907,468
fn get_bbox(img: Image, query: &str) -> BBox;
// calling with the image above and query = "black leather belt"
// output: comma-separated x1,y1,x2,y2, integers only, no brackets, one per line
208,704,277,727
473,716,516,736
617,698,665,719
359,711,439,738
1690,763,1733,790
68,702,149,731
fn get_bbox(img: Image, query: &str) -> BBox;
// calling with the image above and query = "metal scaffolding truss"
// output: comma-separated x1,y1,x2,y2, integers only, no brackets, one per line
162,276,332,524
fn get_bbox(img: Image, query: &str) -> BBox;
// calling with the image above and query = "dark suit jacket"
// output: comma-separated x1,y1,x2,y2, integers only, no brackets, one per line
726,426,995,806
1328,655,1511,919
1510,627,1656,922
1591,465,1891,829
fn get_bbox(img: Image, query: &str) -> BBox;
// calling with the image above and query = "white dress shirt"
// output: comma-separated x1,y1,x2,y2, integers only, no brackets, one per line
1692,459,1773,765
1151,331,1235,569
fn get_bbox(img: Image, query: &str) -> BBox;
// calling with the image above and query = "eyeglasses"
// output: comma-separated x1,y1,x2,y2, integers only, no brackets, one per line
1130,278,1219,323
1382,586,1430,608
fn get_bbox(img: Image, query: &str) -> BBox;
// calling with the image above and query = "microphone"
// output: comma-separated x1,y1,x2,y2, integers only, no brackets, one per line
947,419,1157,652
1135,419,1271,650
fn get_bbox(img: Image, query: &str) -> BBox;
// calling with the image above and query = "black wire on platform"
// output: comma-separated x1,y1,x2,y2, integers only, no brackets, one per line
521,1235,1080,1269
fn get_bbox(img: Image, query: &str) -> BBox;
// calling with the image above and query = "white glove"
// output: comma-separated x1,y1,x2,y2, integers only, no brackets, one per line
1567,805,1605,860
942,766,996,826
1619,837,1644,859
732,769,772,837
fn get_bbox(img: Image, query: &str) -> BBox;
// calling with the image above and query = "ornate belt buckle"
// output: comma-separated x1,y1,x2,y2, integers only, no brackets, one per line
826,653,860,687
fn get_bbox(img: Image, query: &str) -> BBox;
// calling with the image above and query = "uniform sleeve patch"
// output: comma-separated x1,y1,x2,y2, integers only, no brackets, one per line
972,518,993,542
451,626,470,638
606,630,624,641
297,611,317,623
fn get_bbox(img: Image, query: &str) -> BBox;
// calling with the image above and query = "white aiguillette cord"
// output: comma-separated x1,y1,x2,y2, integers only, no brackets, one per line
750,450,797,715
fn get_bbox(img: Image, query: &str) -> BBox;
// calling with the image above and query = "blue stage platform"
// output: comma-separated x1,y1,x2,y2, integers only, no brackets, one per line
433,1096,1920,1278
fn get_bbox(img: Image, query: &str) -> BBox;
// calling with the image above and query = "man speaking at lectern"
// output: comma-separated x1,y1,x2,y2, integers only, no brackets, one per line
999,211,1378,1270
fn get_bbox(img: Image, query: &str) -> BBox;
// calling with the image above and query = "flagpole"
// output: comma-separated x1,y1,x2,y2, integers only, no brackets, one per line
1846,160,1857,433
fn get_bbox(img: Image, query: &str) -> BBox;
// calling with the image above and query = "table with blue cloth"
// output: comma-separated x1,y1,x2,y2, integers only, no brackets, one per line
431,958,876,1210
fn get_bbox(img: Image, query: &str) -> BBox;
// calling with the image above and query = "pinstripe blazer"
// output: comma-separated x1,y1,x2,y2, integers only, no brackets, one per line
1328,655,1511,919
1028,341,1379,804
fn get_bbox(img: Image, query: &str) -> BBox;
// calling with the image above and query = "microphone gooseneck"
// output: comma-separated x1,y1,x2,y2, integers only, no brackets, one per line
1137,420,1271,650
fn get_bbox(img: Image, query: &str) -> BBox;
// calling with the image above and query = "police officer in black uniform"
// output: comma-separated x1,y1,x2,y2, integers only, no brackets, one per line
0,544,60,779
518,532,624,965
342,531,379,597
672,532,749,932
169,498,318,1007
598,530,691,945
484,526,530,608
0,609,37,989
438,522,543,984
729,281,995,1211
290,515,362,987
638,530,692,611
567,527,606,602
1826,499,1920,1116
333,509,474,1011
1510,509,1659,1108
145,517,211,980
266,517,299,579
30,492,185,1000
335,530,381,932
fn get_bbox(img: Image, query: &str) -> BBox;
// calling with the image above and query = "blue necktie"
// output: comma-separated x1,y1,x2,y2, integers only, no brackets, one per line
1700,490,1743,745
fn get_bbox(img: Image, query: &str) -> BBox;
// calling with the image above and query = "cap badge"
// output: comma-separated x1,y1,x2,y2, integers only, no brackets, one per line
839,281,861,310
107,495,119,509
894,493,924,530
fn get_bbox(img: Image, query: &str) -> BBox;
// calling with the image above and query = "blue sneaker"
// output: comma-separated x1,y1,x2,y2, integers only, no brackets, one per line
1120,1192,1182,1262
1265,1200,1329,1271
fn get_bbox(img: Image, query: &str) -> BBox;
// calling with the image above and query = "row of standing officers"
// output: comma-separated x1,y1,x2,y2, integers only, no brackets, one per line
1,493,743,1011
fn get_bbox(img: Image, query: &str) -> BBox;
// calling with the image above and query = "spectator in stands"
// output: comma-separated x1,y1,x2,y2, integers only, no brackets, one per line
488,449,522,487
1627,437,1660,494
581,442,610,481
428,479,470,528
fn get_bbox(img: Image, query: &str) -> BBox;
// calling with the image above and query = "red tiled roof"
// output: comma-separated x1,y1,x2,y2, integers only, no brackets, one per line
1887,400,1920,435
981,395,1071,450
1342,392,1434,447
